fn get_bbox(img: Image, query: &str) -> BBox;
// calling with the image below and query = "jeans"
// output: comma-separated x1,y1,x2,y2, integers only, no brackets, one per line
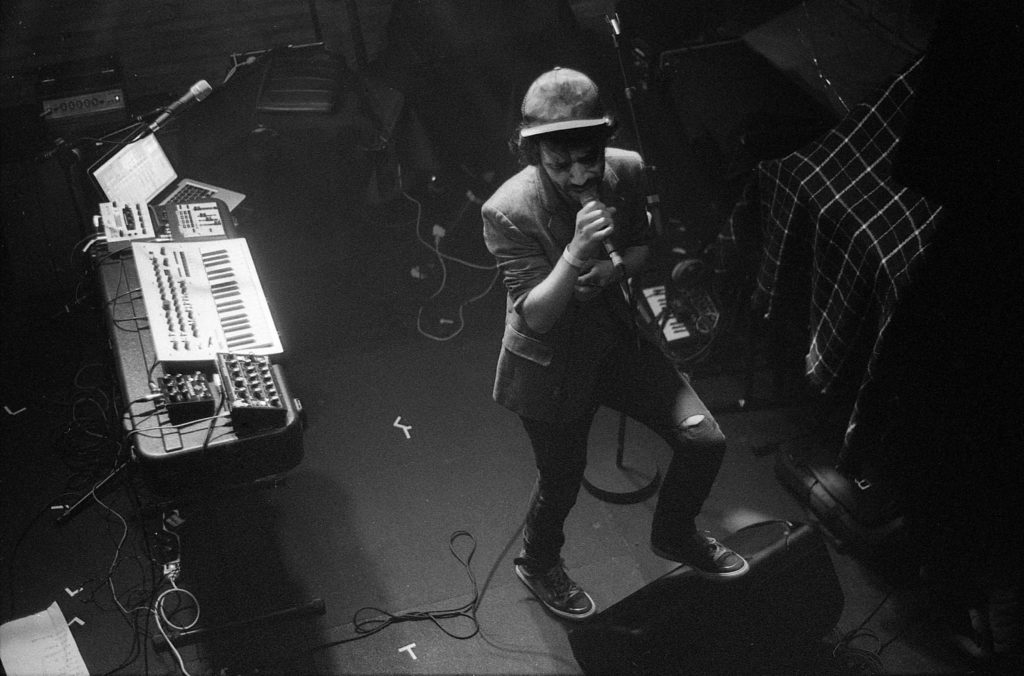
518,338,726,572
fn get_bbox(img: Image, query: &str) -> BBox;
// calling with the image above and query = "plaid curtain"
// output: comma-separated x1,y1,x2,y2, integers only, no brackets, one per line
754,56,946,466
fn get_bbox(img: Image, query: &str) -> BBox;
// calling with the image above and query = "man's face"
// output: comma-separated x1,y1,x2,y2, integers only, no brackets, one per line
538,141,605,204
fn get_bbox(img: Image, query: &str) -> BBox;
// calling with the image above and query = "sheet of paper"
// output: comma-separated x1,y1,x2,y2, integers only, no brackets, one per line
0,601,89,676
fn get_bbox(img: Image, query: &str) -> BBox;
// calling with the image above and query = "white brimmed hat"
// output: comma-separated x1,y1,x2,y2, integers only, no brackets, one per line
519,67,613,138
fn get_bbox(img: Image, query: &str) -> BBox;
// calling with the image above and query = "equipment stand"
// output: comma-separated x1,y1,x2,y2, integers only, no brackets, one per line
582,412,662,505
581,15,667,505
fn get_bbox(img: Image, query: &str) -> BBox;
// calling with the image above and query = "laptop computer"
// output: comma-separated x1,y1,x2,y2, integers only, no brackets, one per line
89,133,246,211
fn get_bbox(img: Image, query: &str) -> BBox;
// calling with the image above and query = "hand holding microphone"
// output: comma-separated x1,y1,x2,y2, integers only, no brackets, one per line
567,185,629,301
578,186,625,272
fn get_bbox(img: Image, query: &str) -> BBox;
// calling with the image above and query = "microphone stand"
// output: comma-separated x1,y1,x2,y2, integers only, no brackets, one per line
606,13,666,240
604,16,766,416
604,11,667,348
578,14,665,506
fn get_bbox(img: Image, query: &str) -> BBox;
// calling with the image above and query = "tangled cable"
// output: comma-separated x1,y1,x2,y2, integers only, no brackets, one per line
313,530,481,651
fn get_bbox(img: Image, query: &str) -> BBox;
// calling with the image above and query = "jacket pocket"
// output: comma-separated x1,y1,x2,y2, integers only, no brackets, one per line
502,321,553,367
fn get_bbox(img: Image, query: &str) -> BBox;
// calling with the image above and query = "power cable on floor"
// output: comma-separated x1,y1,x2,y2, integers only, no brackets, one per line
309,530,482,652
830,588,895,673
402,191,500,342
297,519,577,673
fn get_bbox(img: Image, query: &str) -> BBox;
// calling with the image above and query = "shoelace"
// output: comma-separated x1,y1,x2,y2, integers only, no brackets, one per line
517,558,578,601
541,564,581,601
702,537,729,561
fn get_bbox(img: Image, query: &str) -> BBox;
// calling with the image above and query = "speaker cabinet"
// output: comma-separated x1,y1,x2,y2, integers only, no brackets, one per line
568,521,843,675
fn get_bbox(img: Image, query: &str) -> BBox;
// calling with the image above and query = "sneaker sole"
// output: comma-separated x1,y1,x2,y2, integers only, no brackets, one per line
650,543,751,579
514,565,597,620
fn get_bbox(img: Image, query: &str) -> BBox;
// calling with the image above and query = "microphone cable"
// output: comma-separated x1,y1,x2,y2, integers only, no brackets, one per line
304,530,483,655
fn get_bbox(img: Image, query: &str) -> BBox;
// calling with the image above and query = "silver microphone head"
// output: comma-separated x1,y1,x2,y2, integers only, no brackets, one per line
191,80,213,102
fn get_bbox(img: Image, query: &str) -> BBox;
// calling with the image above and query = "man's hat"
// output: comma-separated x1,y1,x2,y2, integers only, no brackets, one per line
519,67,613,138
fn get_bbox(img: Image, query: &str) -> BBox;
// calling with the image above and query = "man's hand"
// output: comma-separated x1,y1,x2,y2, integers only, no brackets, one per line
570,199,616,261
574,259,623,301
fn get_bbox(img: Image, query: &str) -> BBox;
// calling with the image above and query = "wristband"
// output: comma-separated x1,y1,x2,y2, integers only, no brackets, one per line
561,247,588,269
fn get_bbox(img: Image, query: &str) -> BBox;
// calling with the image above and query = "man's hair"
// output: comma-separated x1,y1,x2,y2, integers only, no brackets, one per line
509,119,618,166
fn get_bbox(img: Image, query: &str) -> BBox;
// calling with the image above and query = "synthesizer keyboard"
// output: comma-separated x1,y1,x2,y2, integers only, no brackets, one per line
642,285,692,343
132,239,283,362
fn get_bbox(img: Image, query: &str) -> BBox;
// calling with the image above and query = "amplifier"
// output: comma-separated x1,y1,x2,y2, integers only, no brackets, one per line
37,54,127,135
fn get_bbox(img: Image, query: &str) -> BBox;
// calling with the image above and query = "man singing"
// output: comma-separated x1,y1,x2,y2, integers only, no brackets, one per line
482,67,748,621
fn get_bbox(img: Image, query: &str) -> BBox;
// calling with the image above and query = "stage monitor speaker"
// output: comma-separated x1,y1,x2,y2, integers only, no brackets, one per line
567,521,844,675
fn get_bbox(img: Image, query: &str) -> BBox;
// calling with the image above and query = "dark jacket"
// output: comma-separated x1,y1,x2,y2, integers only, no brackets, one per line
482,147,653,422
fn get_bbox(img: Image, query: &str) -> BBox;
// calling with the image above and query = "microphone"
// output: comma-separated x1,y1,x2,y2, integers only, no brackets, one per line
579,186,626,271
606,13,622,37
603,233,625,271
148,80,213,132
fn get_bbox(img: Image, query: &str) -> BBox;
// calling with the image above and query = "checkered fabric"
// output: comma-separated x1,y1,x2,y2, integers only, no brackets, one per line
754,56,946,459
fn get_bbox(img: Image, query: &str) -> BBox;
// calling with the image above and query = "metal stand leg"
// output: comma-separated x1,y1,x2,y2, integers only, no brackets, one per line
582,412,661,504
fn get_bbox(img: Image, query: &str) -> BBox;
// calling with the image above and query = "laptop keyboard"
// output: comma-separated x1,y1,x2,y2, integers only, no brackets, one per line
167,183,216,204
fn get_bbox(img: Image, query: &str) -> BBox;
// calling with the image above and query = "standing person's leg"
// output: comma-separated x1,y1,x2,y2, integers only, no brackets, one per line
518,414,592,570
601,340,749,577
514,413,598,619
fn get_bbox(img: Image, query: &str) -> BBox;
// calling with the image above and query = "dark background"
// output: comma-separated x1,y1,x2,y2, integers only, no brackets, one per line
5,1,1019,674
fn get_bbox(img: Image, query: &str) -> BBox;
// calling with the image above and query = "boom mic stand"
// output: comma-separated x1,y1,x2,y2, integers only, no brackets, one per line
606,12,666,239
603,19,779,418
580,13,668,506
48,114,158,524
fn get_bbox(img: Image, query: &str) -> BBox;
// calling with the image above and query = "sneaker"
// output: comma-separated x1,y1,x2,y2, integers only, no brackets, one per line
651,531,750,579
514,555,596,620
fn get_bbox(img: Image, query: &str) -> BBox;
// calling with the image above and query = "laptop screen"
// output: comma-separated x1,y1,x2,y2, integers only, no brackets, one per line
91,134,177,204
